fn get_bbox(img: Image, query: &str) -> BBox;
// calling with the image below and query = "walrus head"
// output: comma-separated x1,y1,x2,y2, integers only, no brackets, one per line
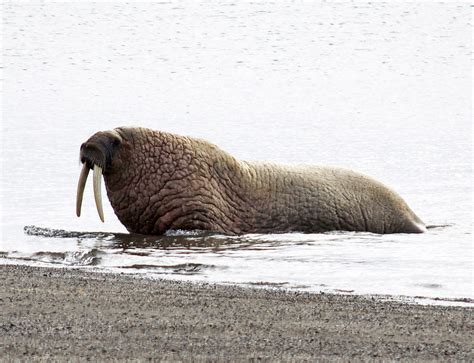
76,129,125,222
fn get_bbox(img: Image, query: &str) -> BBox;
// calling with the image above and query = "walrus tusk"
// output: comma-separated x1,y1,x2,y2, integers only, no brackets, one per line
93,164,105,222
76,163,90,217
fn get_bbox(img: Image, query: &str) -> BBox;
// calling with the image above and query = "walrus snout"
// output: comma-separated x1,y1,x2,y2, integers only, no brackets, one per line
76,130,123,223
80,143,107,170
79,130,123,171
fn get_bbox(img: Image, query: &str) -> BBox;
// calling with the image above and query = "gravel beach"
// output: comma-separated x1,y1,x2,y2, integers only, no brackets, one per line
1,264,472,361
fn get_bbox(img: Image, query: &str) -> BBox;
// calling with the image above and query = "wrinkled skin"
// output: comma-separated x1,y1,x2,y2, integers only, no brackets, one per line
78,127,426,235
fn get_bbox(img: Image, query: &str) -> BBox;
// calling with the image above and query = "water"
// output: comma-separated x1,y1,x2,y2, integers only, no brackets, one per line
1,2,472,305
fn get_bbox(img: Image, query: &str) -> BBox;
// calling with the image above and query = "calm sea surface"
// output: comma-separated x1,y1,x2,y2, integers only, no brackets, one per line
1,2,472,305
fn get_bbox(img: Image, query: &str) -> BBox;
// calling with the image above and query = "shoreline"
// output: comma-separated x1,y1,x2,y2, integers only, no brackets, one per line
1,264,473,360
2,258,472,308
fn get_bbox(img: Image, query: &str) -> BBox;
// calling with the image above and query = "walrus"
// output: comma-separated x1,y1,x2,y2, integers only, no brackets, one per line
76,126,426,235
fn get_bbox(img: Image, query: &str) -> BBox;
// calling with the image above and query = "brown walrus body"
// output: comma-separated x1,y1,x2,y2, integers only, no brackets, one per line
76,127,426,235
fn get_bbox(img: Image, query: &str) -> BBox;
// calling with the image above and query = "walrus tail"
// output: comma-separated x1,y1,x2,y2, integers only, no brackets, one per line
403,220,427,233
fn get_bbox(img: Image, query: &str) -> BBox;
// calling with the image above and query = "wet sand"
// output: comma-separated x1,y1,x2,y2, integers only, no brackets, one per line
1,265,472,360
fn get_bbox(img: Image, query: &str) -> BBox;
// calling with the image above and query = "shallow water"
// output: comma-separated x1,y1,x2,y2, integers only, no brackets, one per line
1,2,472,305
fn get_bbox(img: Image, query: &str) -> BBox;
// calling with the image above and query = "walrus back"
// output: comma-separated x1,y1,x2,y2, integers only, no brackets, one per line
238,162,425,234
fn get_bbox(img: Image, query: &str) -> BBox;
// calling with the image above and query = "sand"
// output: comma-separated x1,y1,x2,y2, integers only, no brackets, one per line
1,264,472,361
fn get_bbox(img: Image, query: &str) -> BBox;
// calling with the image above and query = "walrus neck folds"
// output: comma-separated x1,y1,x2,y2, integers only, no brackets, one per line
103,128,255,235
